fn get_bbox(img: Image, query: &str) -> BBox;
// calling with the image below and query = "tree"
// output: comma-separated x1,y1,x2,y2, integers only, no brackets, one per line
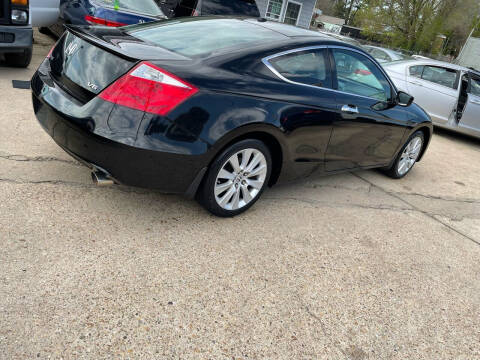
354,0,480,55
333,0,365,25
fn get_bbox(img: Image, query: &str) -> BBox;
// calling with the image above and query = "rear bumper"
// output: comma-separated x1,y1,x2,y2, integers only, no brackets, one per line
31,71,210,195
0,26,32,52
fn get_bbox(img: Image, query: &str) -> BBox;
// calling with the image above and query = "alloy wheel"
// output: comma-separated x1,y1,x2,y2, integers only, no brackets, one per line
397,136,423,176
214,148,268,211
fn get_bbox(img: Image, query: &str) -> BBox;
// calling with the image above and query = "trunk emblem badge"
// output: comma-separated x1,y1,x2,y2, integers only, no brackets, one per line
65,42,78,57
87,82,99,91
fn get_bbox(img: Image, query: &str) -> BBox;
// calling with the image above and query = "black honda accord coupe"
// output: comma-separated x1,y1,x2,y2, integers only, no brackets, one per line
31,17,432,217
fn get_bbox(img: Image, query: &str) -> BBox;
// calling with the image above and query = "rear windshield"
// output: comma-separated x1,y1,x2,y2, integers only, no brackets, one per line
95,0,163,16
201,0,260,17
127,19,286,57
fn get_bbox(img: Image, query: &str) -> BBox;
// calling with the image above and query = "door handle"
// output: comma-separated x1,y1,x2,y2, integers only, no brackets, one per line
470,99,480,105
341,105,359,114
410,81,423,86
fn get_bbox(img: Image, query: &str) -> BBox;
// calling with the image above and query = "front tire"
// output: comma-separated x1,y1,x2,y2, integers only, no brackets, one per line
198,139,272,217
384,131,424,179
4,47,32,68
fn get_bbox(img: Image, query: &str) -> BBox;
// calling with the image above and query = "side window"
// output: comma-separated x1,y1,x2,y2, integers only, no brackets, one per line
409,65,424,78
421,66,458,89
201,0,260,16
268,49,332,88
174,0,199,16
469,76,480,97
332,49,391,102
372,49,390,62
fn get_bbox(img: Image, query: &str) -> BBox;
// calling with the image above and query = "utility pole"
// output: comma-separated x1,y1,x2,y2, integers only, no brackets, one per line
456,16,480,64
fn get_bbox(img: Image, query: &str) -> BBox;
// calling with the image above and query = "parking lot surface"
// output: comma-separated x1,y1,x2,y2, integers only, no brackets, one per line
1,32,479,359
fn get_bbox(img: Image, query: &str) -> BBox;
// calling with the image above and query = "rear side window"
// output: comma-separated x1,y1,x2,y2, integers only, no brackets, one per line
96,0,163,16
409,65,424,78
268,49,332,88
421,66,458,89
201,0,260,17
470,76,480,97
371,49,391,62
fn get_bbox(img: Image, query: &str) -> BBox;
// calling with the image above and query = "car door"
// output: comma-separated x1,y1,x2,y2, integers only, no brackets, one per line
458,73,480,135
263,47,337,170
325,47,407,172
406,64,459,125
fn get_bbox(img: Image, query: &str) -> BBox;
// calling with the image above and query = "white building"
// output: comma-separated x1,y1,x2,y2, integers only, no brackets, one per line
256,0,317,29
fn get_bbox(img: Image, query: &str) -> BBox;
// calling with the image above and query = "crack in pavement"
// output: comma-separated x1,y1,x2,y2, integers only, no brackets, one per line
0,177,169,196
303,304,347,359
264,195,414,213
0,152,81,166
0,177,90,188
302,183,480,205
389,191,480,205
351,172,480,247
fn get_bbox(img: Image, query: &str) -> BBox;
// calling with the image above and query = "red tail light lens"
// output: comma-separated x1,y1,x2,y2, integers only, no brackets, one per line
85,15,126,27
100,62,198,116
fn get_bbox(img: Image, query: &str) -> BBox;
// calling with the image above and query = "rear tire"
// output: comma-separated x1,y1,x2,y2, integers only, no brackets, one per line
4,47,32,68
38,27,50,35
198,139,272,217
384,131,424,179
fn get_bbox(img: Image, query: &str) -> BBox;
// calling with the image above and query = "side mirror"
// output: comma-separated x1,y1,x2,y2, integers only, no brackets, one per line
396,91,414,107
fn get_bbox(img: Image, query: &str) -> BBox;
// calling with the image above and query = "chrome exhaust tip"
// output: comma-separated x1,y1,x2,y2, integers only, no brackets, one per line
91,171,114,187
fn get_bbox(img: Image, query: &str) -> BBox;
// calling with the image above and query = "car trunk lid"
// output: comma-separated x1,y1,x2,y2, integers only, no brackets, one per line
48,25,190,103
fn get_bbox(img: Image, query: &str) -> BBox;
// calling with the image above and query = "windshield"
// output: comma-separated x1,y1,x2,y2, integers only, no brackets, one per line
95,0,163,16
127,18,286,57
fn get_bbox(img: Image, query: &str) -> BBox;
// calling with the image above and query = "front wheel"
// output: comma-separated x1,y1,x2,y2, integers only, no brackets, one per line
384,131,424,179
4,47,32,68
198,139,272,217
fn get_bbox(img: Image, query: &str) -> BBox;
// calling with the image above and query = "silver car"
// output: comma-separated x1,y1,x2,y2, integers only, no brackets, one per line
384,59,480,139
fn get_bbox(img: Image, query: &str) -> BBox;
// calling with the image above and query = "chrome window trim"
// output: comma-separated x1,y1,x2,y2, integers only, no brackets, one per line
262,44,398,103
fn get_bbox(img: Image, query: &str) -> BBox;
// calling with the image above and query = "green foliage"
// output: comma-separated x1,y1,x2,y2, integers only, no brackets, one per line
352,0,480,56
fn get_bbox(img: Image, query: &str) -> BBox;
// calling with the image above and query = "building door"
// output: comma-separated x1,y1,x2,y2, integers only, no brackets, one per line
283,1,301,25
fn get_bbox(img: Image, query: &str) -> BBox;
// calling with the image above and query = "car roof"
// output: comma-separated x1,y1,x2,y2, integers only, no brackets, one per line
246,19,335,39
384,58,469,72
125,17,367,61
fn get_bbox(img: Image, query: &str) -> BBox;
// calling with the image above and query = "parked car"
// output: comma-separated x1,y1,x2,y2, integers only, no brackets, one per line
384,59,480,139
31,0,59,27
31,17,432,216
0,0,57,67
317,31,363,47
46,0,166,37
156,0,260,18
364,45,409,63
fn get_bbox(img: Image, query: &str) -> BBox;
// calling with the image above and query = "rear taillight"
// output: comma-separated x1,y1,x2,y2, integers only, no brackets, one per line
85,15,126,27
100,62,198,116
192,9,199,16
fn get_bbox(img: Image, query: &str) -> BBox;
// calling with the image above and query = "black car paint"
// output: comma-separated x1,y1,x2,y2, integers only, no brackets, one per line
31,18,432,197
